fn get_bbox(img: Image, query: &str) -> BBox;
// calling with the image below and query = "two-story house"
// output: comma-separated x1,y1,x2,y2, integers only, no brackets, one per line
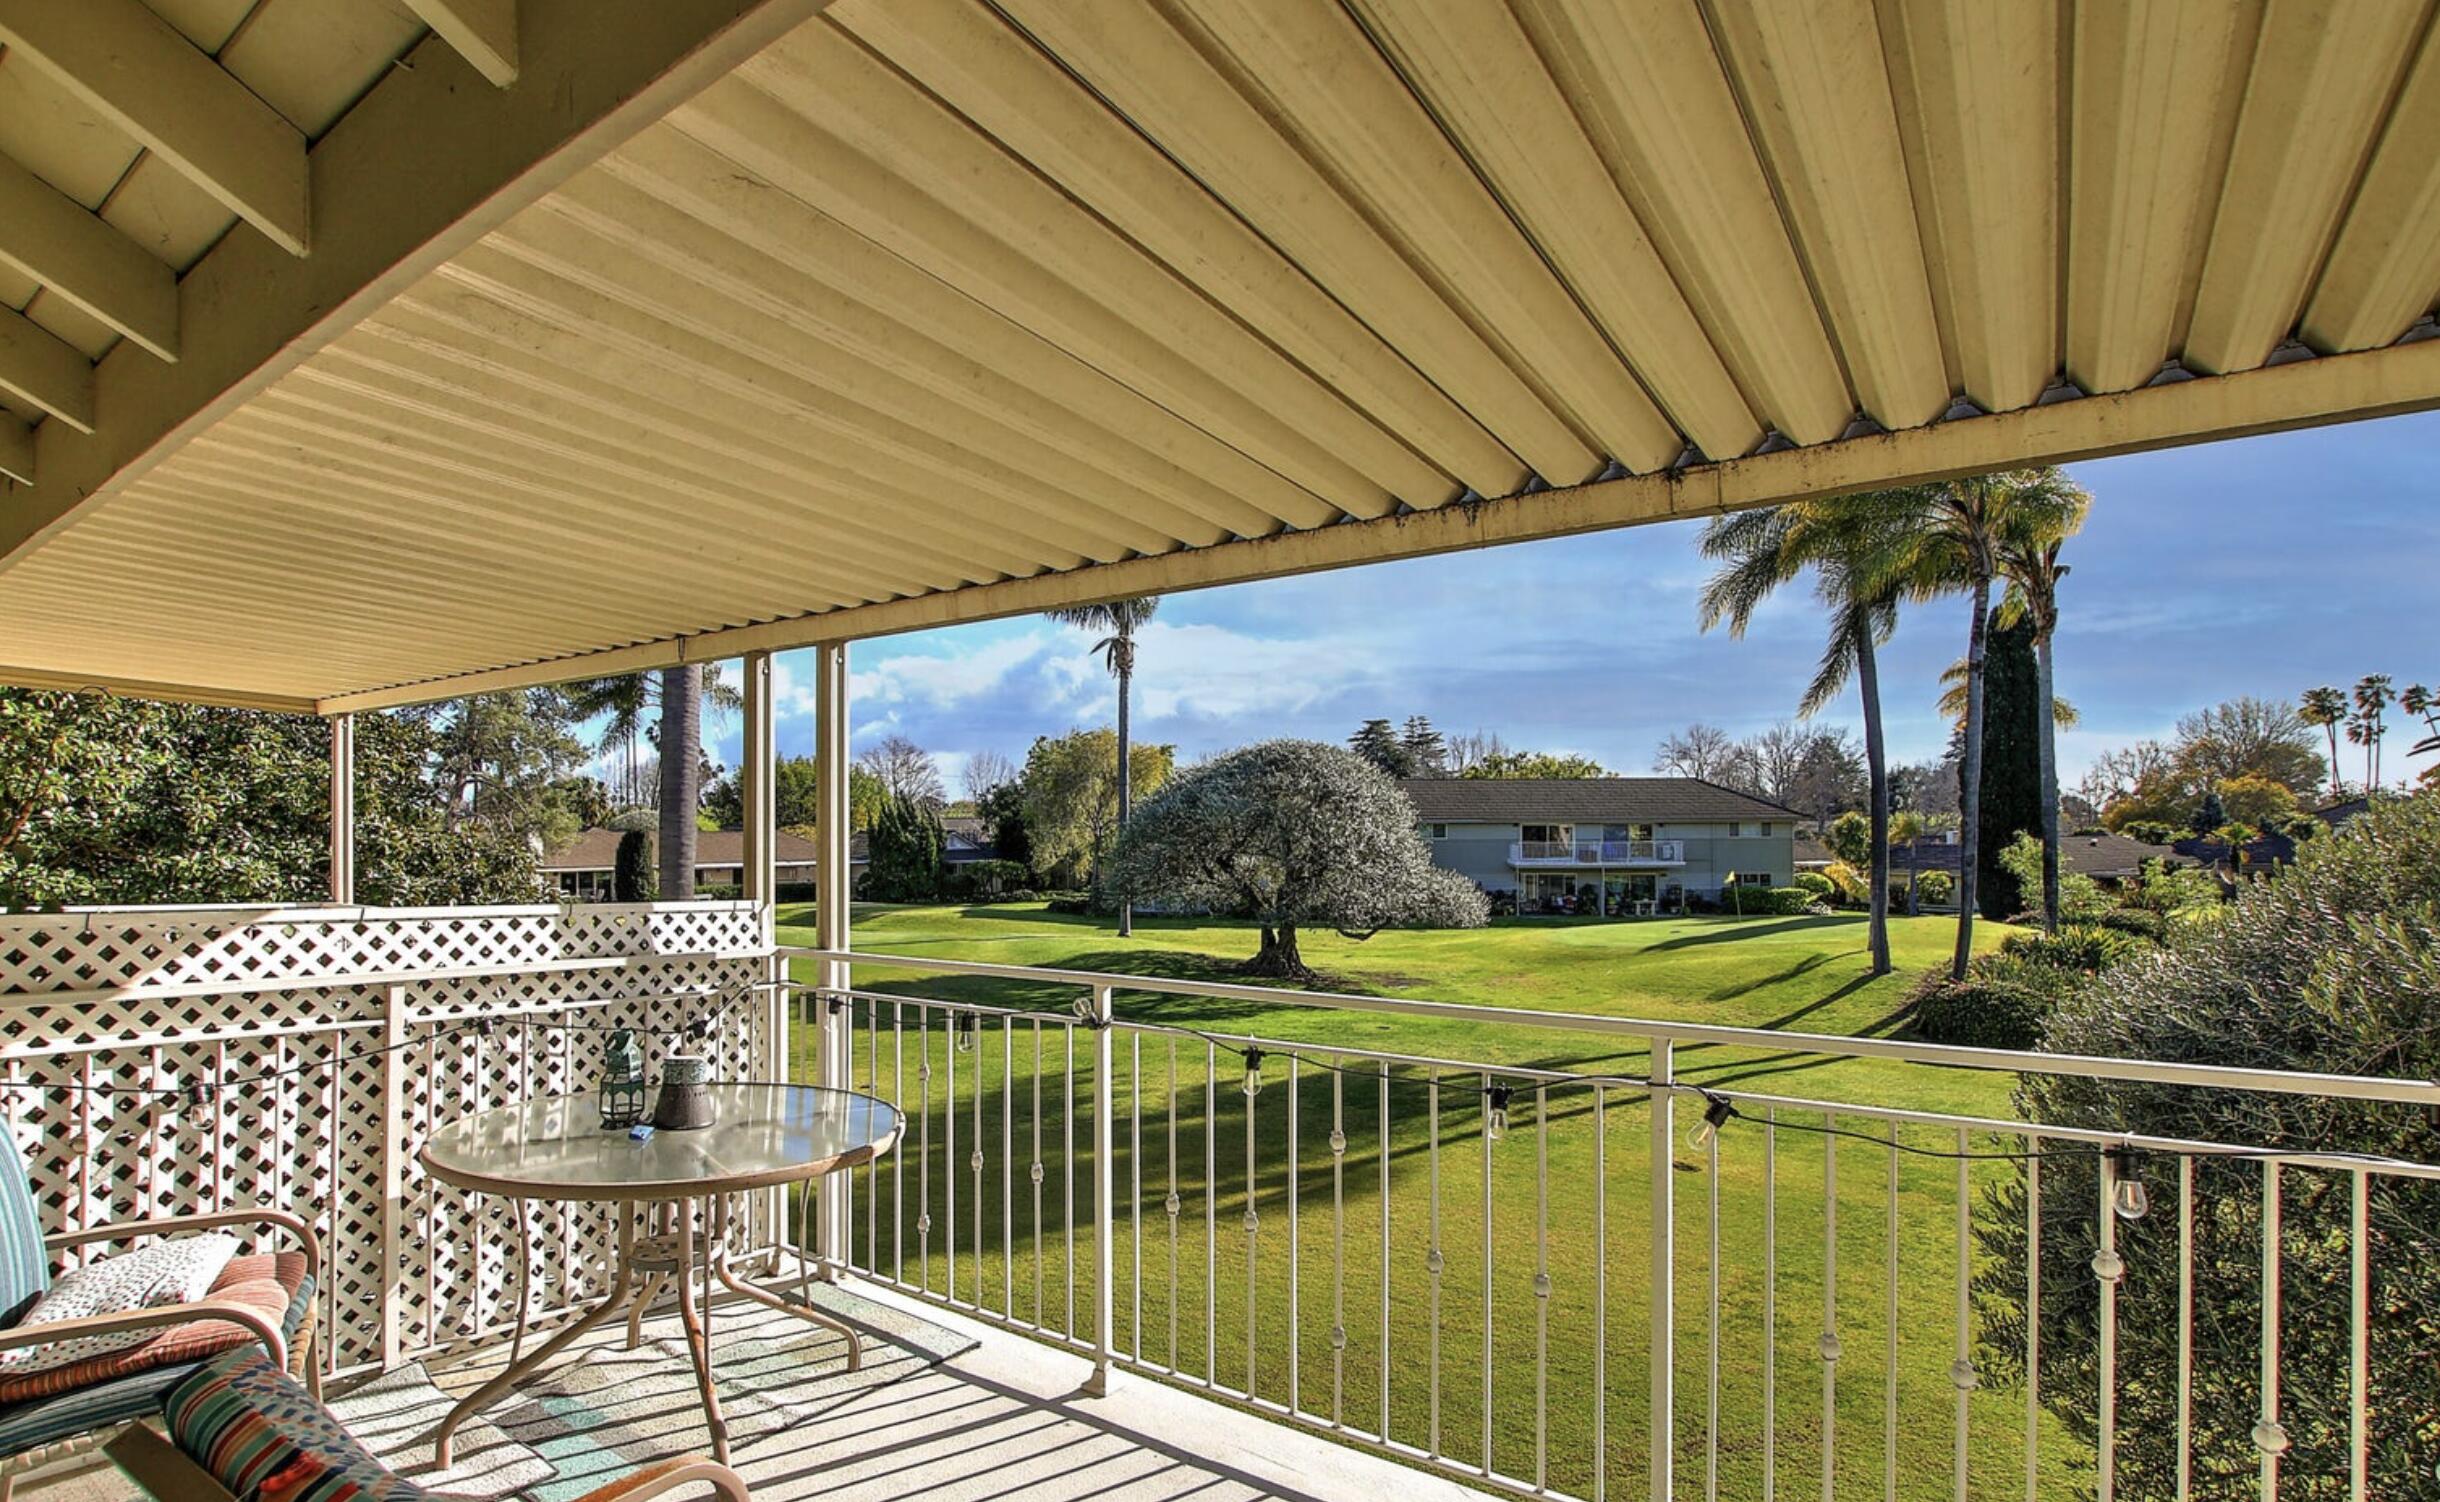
1399,778,1801,915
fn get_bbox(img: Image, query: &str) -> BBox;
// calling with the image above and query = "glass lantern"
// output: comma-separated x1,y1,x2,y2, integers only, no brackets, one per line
598,1027,647,1130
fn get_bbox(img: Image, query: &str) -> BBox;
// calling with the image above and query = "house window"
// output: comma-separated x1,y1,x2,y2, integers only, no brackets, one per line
1759,822,1772,837
1521,824,1570,845
1427,823,1446,840
1737,872,1771,887
1728,821,1743,837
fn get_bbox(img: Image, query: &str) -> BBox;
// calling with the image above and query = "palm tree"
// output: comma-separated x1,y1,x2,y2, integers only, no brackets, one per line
1934,659,2078,731
566,667,743,897
1699,505,1903,974
1047,597,1160,937
1994,493,2090,933
2300,686,2349,799
1888,808,1927,916
1813,469,2087,979
2350,674,2395,791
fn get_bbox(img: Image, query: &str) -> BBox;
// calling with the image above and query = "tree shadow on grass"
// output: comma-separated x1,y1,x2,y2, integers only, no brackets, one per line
1701,947,1834,1001
1642,916,1857,950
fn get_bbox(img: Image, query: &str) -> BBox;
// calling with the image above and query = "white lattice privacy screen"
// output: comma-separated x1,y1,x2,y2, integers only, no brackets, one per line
0,902,772,1377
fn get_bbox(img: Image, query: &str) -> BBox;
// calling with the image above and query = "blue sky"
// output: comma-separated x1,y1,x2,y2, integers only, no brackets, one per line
684,412,2440,797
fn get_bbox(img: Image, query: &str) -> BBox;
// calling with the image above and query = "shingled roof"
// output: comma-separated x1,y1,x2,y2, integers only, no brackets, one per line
1397,778,1799,823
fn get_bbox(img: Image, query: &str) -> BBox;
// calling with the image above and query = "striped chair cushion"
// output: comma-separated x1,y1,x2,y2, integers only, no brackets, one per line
0,1255,312,1460
0,1252,307,1403
0,1132,49,1327
165,1346,433,1502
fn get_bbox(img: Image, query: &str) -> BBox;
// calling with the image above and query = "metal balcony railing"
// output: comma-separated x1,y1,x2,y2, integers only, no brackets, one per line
785,945,2440,1502
1510,838,1685,865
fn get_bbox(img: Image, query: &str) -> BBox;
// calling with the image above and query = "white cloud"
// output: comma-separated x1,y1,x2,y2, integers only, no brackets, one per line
1124,620,1388,723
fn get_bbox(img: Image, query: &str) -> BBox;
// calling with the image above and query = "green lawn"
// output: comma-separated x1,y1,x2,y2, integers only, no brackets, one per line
776,904,2078,1500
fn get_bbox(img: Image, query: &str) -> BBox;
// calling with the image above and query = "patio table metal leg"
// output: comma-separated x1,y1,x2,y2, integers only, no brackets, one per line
628,1273,668,1350
436,1201,637,1467
709,1239,866,1372
673,1197,729,1465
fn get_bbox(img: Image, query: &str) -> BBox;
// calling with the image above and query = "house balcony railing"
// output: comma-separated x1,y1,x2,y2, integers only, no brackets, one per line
1510,838,1685,866
1,902,2432,1500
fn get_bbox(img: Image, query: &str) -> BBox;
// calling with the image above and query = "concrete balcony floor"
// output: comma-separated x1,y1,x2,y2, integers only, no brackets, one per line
36,1277,1504,1502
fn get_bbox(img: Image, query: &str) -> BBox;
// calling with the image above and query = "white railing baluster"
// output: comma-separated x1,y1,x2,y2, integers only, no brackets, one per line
2350,1167,2368,1502
919,1008,933,1295
1246,1046,1261,1401
1064,1021,1075,1337
2257,1159,2285,1500
1482,1067,1497,1479
1205,1040,1217,1388
893,1003,905,1288
946,1008,959,1304
1650,1038,1674,1502
1330,1063,1344,1429
1884,1136,1898,1502
971,1016,984,1309
2097,1143,2121,1502
1429,1071,1444,1462
1823,1111,1839,1502
2177,1154,2192,1502
1762,1105,1776,1502
2025,1142,2041,1502
1004,1018,1014,1317
1595,1084,1609,1502
868,1001,882,1275
1032,1019,1044,1325
1705,1092,1719,1502
1289,1055,1302,1416
1379,1059,1392,1446
1129,1030,1142,1363
1953,1127,1971,1502
1536,1083,1551,1492
1168,1037,1181,1372
1089,984,1114,1396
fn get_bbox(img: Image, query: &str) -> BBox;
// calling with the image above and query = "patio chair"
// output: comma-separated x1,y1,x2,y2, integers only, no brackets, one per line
0,1128,320,1500
105,1344,749,1500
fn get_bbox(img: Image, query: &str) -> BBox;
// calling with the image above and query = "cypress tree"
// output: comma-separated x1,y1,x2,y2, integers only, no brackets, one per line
612,828,656,902
1975,611,2043,921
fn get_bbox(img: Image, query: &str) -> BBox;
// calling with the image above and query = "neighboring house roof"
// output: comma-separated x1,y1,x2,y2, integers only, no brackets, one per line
2316,797,2369,828
1889,838,1963,873
541,827,828,871
940,815,1001,862
1398,778,1801,823
1793,835,1832,867
2174,828,2296,869
2057,833,2180,880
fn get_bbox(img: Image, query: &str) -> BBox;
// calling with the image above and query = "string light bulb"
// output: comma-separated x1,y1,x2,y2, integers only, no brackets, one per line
954,1017,976,1054
1690,1095,1735,1150
1241,1047,1265,1098
2107,1145,2149,1221
1486,1083,1513,1141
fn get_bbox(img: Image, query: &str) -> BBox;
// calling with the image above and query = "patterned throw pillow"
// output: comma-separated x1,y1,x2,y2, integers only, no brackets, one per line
0,1232,239,1375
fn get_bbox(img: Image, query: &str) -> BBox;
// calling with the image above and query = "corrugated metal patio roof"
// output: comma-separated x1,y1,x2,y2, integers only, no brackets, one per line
4,0,2439,711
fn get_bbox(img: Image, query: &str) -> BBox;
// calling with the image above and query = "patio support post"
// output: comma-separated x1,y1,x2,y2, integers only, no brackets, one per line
1649,1037,1675,1502
327,713,355,905
812,641,851,1276
378,981,408,1368
1085,981,1114,1397
740,649,782,1258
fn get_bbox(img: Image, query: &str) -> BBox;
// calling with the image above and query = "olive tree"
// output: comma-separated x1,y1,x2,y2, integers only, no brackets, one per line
1975,790,2440,1497
1109,740,1488,979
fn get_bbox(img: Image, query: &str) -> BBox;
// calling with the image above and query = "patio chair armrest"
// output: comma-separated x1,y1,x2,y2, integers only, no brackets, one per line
47,1207,323,1283
104,1422,239,1502
567,1457,750,1502
0,1297,287,1370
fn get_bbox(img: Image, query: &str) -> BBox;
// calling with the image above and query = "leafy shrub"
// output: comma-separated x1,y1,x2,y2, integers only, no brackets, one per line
1995,833,2114,923
2086,907,2166,942
944,858,1031,899
2116,818,2178,846
1915,870,1955,906
1910,975,2047,1050
1791,871,1835,901
1977,789,2440,1497
612,829,655,902
1044,892,1094,915
1997,924,2141,974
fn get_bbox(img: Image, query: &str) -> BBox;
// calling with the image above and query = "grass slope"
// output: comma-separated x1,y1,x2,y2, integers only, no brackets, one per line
777,904,2074,1500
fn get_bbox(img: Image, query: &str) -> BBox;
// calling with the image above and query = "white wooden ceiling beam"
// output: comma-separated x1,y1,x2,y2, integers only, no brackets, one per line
0,0,310,257
403,0,520,88
0,420,31,487
0,663,318,713
0,154,180,362
0,305,95,434
0,0,831,568
315,335,2440,714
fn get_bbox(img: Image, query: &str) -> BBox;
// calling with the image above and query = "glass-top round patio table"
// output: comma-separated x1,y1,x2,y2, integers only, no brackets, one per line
422,1083,900,1466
